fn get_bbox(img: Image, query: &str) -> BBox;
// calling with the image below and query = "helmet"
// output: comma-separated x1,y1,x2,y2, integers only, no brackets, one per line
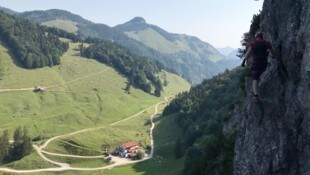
255,32,263,39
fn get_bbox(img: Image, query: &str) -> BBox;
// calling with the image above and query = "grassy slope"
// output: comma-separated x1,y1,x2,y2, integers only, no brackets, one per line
125,28,183,54
4,151,55,170
14,114,184,175
0,41,189,136
42,19,78,33
124,28,224,63
0,40,190,173
128,114,185,175
44,109,155,155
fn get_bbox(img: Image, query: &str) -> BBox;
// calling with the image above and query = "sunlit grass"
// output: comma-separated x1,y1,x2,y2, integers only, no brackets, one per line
0,40,190,174
4,151,56,170
42,19,79,33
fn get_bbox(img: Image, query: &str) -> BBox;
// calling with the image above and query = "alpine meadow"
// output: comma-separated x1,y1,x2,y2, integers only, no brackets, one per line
0,10,191,174
1,0,309,175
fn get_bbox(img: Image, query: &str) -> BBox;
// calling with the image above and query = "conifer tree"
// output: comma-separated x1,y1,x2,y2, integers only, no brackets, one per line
9,127,32,161
154,87,161,97
0,130,10,164
125,82,132,94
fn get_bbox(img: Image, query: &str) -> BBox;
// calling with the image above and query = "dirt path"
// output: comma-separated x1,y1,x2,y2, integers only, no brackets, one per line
0,98,169,173
45,67,110,89
0,87,35,92
0,67,110,93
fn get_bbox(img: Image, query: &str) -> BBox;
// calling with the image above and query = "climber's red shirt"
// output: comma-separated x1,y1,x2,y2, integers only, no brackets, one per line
249,39,272,64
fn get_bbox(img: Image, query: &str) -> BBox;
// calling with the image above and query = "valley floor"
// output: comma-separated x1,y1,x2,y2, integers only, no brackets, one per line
0,98,167,174
0,41,190,174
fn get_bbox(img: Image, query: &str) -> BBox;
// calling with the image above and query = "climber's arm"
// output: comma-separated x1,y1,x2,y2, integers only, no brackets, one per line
241,47,252,67
269,47,276,59
267,42,276,59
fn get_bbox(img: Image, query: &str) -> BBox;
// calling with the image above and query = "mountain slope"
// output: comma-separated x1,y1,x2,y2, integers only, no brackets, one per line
0,39,190,172
80,38,167,94
0,12,190,171
16,10,183,77
217,46,235,56
115,17,223,61
115,17,228,83
0,6,19,15
43,19,78,33
159,1,310,174
0,11,68,69
14,9,233,84
226,49,239,60
162,68,245,174
21,9,93,25
0,10,173,95
231,0,310,174
0,39,190,139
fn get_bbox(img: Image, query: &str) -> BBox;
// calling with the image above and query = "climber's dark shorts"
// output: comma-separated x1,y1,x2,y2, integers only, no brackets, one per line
251,62,267,80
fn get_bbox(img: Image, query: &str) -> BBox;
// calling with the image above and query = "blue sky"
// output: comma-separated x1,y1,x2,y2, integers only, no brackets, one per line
1,0,263,48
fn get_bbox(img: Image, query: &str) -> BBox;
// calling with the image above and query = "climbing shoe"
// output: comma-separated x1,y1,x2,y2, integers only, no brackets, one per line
253,94,260,103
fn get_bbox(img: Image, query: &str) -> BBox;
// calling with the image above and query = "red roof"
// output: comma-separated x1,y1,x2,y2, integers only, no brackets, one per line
122,141,138,149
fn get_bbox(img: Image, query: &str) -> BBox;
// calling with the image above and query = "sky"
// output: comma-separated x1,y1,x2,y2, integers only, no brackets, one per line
0,0,263,48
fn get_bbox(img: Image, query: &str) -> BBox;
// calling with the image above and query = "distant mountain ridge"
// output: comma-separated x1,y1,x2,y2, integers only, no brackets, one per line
115,16,223,61
0,8,239,84
217,46,235,56
115,16,232,83
226,49,239,60
21,9,93,25
0,6,19,15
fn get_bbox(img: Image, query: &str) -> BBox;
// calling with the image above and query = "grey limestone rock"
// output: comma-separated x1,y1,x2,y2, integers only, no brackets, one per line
231,0,310,174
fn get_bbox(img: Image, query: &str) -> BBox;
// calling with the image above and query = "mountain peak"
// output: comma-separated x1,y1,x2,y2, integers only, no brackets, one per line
114,16,148,31
0,6,20,15
129,17,146,24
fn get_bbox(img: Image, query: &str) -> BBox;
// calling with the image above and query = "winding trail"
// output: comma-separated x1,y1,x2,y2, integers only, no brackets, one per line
0,97,169,173
0,87,35,92
45,67,110,90
0,67,110,92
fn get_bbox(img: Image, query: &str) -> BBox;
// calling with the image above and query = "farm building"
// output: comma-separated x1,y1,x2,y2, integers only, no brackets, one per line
113,141,140,158
121,141,138,150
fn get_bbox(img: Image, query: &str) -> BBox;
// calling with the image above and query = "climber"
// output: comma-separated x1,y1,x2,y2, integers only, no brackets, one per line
241,32,275,102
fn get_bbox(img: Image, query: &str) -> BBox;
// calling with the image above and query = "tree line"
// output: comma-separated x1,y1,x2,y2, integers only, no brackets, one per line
237,12,261,58
80,38,164,96
0,127,32,164
0,11,68,69
163,68,246,175
45,26,82,43
0,10,168,95
32,23,167,96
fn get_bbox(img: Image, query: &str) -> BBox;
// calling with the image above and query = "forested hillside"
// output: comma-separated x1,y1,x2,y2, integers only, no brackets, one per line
0,6,19,15
13,9,236,84
80,38,167,95
0,10,171,95
19,9,172,68
0,36,191,172
162,0,310,174
163,68,246,174
0,11,68,69
21,9,92,25
115,17,227,84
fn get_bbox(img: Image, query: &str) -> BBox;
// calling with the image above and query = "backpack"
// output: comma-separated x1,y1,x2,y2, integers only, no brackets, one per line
252,40,269,63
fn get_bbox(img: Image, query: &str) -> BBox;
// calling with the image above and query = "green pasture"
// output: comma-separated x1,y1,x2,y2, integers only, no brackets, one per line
0,40,189,174
42,20,79,34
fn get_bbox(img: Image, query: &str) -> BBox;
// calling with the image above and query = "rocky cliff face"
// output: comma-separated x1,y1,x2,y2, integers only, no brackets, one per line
232,0,310,174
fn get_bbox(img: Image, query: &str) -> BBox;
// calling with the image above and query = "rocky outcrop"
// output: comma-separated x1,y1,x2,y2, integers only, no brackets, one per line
232,0,310,174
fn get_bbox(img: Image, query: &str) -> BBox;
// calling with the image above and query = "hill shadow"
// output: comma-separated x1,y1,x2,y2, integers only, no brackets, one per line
135,114,184,175
0,40,28,69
